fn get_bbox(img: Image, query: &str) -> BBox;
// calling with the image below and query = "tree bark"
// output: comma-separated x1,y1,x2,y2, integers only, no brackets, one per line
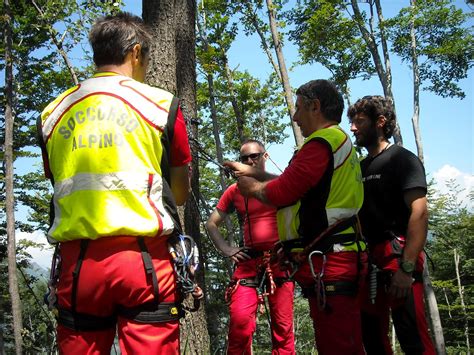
143,0,177,92
241,1,281,79
409,0,424,163
351,0,403,145
223,56,246,143
4,0,24,353
143,0,210,353
454,249,470,355
30,0,79,85
423,260,446,355
265,0,304,147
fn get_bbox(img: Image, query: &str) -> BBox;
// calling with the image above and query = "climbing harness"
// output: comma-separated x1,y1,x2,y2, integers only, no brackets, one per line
273,216,366,311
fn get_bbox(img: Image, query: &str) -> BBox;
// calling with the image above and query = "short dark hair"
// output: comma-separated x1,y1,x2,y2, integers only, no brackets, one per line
241,139,265,151
347,95,396,139
89,12,152,67
296,79,344,123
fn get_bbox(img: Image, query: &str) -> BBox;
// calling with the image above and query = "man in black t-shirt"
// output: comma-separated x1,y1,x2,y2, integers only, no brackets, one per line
348,96,435,355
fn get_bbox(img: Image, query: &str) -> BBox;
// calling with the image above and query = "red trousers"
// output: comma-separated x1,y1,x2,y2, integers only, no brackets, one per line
227,258,295,355
56,236,179,354
361,238,435,355
294,251,368,355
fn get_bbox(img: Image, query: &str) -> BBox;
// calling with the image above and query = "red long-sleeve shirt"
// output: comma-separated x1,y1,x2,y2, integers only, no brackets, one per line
265,140,331,206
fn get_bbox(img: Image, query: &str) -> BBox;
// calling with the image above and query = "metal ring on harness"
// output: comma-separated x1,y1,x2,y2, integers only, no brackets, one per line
308,250,327,310
168,234,203,310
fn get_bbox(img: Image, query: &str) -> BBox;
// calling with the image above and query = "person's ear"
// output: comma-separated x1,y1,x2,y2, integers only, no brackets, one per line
131,43,142,65
312,99,321,112
263,151,269,161
376,115,387,128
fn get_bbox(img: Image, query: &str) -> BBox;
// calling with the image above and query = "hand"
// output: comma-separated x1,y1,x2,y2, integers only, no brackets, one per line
221,245,251,263
223,161,254,178
388,269,414,298
237,176,259,197
192,285,204,300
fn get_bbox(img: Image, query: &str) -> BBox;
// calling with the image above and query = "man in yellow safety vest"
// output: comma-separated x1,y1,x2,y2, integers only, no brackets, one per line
38,12,192,354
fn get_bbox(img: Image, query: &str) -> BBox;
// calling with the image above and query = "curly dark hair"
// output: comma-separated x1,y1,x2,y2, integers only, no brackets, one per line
89,12,152,67
296,80,344,123
347,95,396,139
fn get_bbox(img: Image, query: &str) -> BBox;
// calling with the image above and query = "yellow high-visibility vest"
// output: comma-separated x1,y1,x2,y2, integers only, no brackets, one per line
277,125,365,252
40,72,179,242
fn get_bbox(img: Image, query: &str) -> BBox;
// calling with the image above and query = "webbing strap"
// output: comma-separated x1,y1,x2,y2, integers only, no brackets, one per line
282,233,358,254
301,280,358,298
58,307,116,332
118,301,184,323
71,239,89,314
238,278,260,288
137,237,160,303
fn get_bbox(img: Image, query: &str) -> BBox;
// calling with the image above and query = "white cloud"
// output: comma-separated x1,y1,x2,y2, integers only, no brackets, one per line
432,164,473,209
17,230,54,270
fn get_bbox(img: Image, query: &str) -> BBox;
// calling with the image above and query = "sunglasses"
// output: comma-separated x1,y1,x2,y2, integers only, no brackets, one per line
239,152,264,163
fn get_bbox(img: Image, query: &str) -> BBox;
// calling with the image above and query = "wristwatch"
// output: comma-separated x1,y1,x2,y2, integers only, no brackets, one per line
400,260,415,274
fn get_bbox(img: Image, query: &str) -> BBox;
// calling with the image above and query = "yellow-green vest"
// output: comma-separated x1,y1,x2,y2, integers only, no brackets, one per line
40,72,179,242
276,125,365,252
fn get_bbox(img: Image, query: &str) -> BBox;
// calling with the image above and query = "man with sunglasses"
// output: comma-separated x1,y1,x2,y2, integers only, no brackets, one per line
231,80,367,354
206,139,295,354
348,95,435,354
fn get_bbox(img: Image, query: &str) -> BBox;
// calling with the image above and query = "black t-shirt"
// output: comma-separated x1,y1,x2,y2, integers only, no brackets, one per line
359,144,427,244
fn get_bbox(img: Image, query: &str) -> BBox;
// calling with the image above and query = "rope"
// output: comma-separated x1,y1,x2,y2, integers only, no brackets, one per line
17,263,56,330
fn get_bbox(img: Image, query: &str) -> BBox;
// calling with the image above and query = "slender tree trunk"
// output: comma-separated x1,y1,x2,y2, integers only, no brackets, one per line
442,287,452,318
409,0,424,163
265,0,304,147
223,57,245,143
454,249,470,354
373,0,403,145
143,0,210,353
351,0,403,145
241,1,280,79
31,0,79,85
206,73,237,273
423,259,446,355
4,0,24,353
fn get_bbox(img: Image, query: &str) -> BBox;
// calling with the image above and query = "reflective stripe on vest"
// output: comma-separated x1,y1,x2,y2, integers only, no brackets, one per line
41,73,176,242
277,125,364,250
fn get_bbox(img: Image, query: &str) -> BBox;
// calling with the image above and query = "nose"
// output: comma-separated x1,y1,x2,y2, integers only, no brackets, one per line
350,121,357,132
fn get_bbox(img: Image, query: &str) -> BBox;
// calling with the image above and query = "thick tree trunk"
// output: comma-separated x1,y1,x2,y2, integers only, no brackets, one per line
143,0,177,92
4,0,23,353
143,1,210,353
265,0,304,147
